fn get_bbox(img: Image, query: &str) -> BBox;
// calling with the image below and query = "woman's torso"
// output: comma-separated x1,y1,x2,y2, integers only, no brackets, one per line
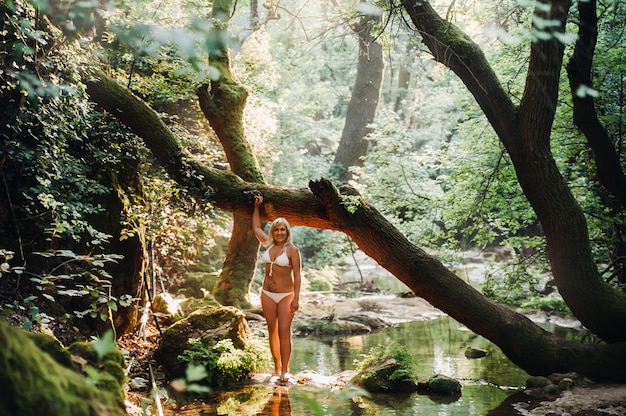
262,244,294,293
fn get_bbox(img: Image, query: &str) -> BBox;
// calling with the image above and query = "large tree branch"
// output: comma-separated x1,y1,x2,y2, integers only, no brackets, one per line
83,67,626,381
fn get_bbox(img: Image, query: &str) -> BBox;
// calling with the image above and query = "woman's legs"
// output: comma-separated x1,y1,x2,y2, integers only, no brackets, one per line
261,292,281,375
261,291,295,380
276,294,295,381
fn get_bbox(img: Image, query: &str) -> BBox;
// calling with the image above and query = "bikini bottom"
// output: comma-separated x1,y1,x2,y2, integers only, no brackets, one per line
261,289,293,304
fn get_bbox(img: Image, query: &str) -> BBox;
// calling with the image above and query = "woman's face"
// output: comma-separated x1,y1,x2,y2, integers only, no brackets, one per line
273,223,288,243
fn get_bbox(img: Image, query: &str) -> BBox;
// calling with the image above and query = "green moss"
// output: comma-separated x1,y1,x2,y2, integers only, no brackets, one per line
26,332,74,369
65,338,126,402
428,374,461,395
67,340,125,368
294,319,346,335
180,271,221,298
181,295,221,313
0,321,125,416
351,344,418,393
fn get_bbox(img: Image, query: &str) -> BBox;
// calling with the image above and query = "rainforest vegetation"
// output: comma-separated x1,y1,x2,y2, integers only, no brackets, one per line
1,0,626,412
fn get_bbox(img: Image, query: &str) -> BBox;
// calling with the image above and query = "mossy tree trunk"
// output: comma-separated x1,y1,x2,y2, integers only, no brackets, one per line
84,69,626,381
195,0,265,309
401,0,626,343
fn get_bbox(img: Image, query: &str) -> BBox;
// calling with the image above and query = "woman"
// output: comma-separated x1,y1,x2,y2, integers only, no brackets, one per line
252,194,302,382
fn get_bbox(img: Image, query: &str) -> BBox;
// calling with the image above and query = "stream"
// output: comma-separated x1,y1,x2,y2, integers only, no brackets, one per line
162,312,586,415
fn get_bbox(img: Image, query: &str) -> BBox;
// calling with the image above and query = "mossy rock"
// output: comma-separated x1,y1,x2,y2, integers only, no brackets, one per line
343,314,389,330
524,372,587,398
294,317,371,336
349,354,419,393
155,305,250,379
152,292,184,325
178,271,221,298
427,374,462,395
0,320,126,416
179,294,221,315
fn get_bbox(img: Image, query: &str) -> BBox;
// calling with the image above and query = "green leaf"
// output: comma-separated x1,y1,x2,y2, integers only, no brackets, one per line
186,364,209,383
93,330,116,360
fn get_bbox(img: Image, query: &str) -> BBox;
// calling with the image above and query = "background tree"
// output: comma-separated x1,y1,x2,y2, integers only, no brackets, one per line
330,1,385,183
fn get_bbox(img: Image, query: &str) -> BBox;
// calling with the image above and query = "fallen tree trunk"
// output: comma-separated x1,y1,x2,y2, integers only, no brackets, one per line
84,68,626,382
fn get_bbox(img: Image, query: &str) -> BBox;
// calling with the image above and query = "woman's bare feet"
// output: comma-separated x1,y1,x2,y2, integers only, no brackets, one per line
279,371,290,383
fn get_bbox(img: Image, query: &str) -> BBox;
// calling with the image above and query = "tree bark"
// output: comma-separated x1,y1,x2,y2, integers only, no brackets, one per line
566,0,626,208
401,0,626,343
331,11,385,183
84,70,626,381
195,0,265,309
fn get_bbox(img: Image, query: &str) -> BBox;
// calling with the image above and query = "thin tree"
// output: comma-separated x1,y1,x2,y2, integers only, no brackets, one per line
330,2,385,183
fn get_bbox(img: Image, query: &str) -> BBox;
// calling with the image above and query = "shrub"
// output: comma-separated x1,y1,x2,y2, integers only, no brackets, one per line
178,337,268,387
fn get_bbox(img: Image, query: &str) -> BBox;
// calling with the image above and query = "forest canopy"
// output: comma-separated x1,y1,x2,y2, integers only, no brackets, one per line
1,0,626,383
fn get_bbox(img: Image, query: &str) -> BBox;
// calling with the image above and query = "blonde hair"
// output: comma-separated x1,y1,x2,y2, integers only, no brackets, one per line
268,217,293,246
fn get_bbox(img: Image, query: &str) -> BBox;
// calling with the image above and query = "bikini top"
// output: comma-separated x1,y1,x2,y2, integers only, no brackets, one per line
261,245,290,276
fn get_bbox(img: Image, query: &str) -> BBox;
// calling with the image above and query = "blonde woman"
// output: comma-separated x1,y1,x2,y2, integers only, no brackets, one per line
252,194,302,382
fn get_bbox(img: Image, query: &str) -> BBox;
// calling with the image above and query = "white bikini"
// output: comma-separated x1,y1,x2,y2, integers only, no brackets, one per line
261,246,293,304
261,246,290,276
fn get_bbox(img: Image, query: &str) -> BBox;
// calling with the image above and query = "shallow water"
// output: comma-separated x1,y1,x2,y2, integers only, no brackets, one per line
164,316,539,415
289,316,528,414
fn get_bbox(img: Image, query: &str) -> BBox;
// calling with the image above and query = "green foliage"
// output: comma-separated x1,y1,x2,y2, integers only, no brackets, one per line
521,296,571,314
0,250,135,329
170,364,212,394
292,228,349,270
481,264,533,306
93,330,118,361
178,337,267,387
2,0,626,324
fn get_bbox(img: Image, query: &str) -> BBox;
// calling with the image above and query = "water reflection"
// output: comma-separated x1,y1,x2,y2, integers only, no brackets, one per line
258,386,291,416
292,316,530,388
164,316,539,415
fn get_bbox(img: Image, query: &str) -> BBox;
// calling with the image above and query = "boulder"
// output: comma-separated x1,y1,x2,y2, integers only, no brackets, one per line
349,354,419,393
152,292,184,325
294,317,372,336
425,374,462,395
464,347,489,359
343,314,389,330
0,321,126,416
525,372,591,398
155,305,250,378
